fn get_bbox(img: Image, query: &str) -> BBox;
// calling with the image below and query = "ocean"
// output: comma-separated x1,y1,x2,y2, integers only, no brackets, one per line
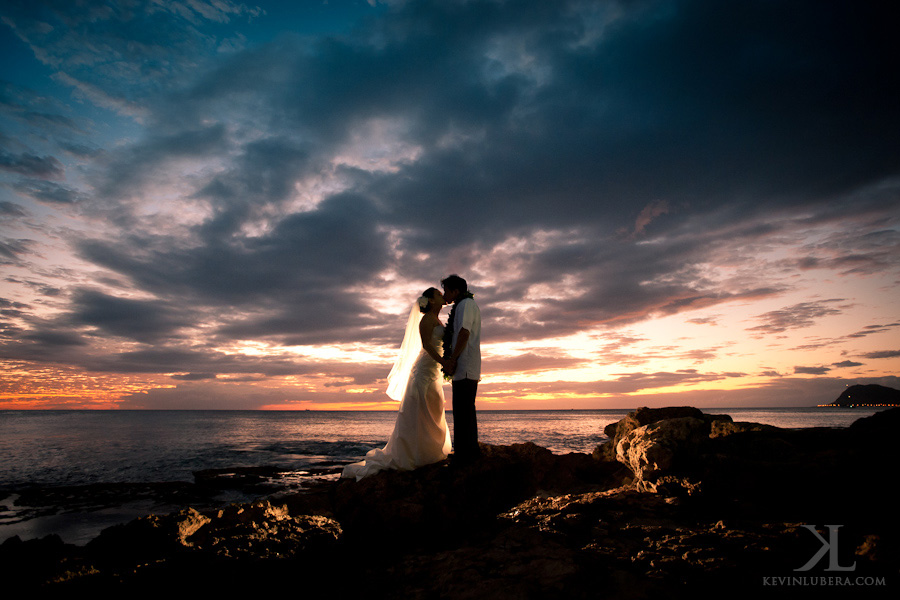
0,407,887,544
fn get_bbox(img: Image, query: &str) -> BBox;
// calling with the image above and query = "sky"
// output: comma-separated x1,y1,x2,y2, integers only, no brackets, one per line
1,0,898,410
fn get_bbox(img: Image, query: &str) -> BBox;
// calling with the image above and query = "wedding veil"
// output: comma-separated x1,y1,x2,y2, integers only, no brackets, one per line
385,302,424,401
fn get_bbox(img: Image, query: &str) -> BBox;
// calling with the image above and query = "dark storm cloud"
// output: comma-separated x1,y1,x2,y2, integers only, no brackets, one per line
1,0,261,113
0,201,26,217
0,151,64,179
68,289,193,343
480,223,787,342
76,191,396,345
792,224,900,277
13,179,84,204
3,0,899,395
58,142,103,158
21,329,87,347
368,0,898,241
0,237,35,262
0,313,382,385
191,136,319,239
87,1,900,288
79,192,386,300
170,372,218,381
92,123,229,202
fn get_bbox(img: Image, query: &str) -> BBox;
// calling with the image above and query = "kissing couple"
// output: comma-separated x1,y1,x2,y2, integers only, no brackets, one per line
342,274,482,480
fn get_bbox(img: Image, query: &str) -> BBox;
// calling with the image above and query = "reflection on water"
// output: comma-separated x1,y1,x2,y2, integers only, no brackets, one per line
0,407,889,545
0,407,887,489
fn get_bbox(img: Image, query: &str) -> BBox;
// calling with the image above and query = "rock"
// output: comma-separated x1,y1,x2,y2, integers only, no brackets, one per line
187,502,342,560
333,442,630,545
849,405,900,434
0,534,80,590
709,420,781,437
615,417,708,479
594,406,731,461
87,507,212,563
613,417,710,494
39,499,346,592
7,407,899,596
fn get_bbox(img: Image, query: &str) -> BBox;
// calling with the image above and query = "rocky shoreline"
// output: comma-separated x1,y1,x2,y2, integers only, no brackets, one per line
2,406,897,597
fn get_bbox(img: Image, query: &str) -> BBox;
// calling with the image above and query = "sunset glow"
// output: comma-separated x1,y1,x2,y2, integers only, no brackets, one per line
1,1,898,410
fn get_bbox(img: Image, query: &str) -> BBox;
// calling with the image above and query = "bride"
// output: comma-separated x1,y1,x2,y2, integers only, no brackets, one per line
341,288,452,480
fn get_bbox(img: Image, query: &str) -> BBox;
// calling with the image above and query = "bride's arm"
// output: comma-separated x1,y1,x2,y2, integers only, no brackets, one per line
419,315,448,367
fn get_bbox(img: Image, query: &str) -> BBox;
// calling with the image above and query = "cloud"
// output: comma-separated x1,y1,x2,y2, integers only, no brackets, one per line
631,200,670,237
13,179,84,204
0,237,35,263
1,0,899,407
686,316,720,326
68,289,193,343
861,350,900,359
117,382,305,410
0,201,27,217
22,329,87,347
75,191,393,345
794,366,831,375
0,151,65,179
494,369,737,396
485,352,587,375
2,0,262,108
747,299,849,336
832,360,863,368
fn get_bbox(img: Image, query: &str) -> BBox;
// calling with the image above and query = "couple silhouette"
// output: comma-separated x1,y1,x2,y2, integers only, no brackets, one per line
342,275,481,480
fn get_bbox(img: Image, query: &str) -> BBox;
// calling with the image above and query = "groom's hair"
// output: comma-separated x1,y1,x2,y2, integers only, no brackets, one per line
441,274,467,294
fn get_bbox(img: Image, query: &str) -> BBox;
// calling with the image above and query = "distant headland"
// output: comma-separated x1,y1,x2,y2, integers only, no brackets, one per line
818,383,900,407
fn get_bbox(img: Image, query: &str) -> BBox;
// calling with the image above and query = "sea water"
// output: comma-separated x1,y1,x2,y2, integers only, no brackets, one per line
0,407,885,489
0,407,888,544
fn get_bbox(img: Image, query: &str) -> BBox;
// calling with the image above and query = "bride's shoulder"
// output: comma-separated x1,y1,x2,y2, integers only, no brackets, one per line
420,313,444,331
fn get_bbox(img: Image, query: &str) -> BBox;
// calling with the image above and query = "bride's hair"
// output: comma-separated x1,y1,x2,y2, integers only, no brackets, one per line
419,287,440,313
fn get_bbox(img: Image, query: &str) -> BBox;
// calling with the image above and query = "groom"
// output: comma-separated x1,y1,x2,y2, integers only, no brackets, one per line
441,274,482,465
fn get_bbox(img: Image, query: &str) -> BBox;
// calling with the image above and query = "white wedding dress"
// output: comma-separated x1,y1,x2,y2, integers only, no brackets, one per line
341,322,452,480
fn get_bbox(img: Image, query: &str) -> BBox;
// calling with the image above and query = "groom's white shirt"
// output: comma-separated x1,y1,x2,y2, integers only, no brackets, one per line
452,297,481,381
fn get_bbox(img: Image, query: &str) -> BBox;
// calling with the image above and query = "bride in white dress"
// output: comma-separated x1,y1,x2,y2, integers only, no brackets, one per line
341,288,452,480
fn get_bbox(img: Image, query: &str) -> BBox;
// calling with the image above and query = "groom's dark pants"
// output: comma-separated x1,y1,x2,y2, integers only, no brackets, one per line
452,378,480,462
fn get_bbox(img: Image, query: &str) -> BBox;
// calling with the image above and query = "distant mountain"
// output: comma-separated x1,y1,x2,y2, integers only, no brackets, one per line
827,384,900,407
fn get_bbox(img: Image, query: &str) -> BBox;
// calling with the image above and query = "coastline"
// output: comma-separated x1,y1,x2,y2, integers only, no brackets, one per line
2,406,897,597
2,406,886,547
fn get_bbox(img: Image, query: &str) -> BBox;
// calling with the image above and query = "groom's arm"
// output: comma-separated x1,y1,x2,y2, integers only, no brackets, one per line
449,299,474,374
452,328,470,359
446,327,468,376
